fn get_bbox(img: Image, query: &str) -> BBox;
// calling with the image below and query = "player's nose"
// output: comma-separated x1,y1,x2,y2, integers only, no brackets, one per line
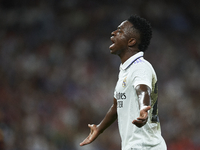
111,30,116,36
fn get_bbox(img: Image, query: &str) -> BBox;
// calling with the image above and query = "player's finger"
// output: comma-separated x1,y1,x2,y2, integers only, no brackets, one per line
88,124,93,128
80,124,95,146
132,119,142,124
143,106,151,112
80,137,90,146
88,124,96,129
80,132,95,146
132,120,143,127
136,117,146,121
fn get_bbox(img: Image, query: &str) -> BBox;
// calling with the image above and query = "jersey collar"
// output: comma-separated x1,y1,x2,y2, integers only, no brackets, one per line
120,52,144,70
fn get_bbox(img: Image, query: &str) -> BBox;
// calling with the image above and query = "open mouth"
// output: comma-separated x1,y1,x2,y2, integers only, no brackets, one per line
109,38,115,50
110,37,115,44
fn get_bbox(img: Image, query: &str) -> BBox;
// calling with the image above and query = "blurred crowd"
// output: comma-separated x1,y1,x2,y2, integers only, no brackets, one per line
0,0,200,150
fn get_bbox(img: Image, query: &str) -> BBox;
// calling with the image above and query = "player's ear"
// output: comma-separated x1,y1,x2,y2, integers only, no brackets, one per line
128,38,136,47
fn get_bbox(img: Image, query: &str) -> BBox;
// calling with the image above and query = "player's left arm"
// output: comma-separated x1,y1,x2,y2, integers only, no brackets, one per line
132,84,151,128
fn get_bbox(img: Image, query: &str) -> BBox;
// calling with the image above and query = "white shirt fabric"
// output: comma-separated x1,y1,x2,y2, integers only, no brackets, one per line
114,52,167,150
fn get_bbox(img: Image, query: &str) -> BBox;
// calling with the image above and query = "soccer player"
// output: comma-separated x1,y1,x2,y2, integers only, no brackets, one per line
80,15,167,150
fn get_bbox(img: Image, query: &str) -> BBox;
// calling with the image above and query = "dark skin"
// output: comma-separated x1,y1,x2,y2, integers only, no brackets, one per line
132,85,151,127
80,20,151,146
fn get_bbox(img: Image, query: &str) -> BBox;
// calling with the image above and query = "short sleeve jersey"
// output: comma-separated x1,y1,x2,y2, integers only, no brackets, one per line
114,52,166,150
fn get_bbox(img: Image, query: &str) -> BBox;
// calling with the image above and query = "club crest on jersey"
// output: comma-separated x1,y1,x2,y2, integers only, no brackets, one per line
122,77,127,87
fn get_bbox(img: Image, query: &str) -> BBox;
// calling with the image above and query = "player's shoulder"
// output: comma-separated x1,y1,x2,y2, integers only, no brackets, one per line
132,57,152,68
130,57,156,73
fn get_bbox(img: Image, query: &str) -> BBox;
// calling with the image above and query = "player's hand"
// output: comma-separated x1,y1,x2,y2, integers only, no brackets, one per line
80,124,100,146
132,106,151,128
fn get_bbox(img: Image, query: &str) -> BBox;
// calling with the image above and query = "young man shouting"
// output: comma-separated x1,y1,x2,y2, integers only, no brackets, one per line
80,15,167,150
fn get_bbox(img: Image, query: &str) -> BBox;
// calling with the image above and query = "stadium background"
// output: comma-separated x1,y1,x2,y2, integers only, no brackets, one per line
0,0,200,149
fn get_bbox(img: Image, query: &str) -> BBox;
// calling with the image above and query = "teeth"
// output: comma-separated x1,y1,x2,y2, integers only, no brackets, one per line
110,37,114,43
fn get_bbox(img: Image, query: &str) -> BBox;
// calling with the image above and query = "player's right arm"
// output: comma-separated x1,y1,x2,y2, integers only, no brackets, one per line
80,98,117,146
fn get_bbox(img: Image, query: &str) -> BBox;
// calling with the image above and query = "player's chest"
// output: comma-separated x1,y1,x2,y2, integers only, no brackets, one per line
116,71,132,92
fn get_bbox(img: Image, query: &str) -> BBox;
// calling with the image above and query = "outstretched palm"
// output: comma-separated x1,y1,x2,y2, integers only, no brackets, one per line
132,106,151,128
80,124,100,146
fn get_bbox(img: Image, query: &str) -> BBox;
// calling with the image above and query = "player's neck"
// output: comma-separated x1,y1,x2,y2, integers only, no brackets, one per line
119,49,139,64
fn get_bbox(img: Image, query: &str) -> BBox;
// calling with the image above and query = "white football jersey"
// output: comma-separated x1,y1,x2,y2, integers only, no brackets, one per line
114,52,167,150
